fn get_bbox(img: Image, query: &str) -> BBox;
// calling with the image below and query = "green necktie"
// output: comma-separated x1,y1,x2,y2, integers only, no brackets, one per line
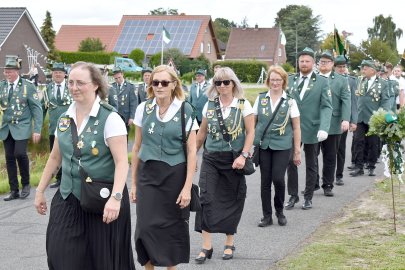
364,79,369,92
297,76,307,94
8,83,14,103
56,84,62,103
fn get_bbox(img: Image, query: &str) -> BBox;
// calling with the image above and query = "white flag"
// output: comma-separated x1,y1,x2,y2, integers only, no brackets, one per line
162,26,171,44
280,29,286,45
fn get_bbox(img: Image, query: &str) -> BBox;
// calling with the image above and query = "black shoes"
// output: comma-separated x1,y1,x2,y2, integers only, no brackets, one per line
222,245,235,260
50,180,61,188
285,195,299,210
195,248,213,264
324,188,334,197
276,212,287,226
302,199,312,210
350,168,364,177
258,216,273,227
336,177,344,186
301,185,320,195
20,185,31,199
4,190,20,201
368,169,376,176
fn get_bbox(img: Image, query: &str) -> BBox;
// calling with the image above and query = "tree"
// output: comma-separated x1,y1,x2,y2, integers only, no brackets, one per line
40,11,59,61
78,38,106,52
239,16,249,28
275,5,322,67
128,49,145,66
367,15,403,51
213,18,237,43
149,8,178,15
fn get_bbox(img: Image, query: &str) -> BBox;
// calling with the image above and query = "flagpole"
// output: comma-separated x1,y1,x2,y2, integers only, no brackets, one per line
161,28,164,65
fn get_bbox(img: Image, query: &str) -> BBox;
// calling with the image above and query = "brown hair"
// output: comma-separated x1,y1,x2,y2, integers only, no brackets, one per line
70,61,108,99
265,65,288,90
147,65,185,101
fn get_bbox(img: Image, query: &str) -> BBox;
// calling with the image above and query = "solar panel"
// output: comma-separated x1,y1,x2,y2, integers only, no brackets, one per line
114,19,202,55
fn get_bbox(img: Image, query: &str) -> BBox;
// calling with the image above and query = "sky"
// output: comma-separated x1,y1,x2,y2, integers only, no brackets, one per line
5,0,405,54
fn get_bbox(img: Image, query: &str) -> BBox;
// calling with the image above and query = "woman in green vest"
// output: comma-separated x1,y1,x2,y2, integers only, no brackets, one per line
34,62,135,269
253,66,301,228
130,65,198,270
194,67,255,263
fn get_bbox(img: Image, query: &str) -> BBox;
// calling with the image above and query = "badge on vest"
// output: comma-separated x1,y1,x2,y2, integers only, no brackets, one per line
206,109,214,119
58,117,71,132
146,103,155,115
260,98,268,106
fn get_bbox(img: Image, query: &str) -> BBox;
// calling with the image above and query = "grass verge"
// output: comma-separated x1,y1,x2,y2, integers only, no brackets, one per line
276,178,405,270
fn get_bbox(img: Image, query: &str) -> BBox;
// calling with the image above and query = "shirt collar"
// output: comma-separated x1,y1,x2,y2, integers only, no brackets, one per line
10,76,19,86
321,71,332,78
299,71,313,79
66,96,101,118
55,79,65,87
265,91,287,99
151,96,182,108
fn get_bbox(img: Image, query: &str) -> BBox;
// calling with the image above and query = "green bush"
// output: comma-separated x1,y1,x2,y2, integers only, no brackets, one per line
181,72,194,84
212,60,268,83
128,49,145,66
282,62,295,73
59,51,121,64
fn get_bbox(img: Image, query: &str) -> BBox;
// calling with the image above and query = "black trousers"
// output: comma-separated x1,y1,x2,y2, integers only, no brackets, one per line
259,147,291,217
3,132,30,191
287,143,318,200
317,134,340,189
336,131,348,178
49,135,62,181
353,122,379,169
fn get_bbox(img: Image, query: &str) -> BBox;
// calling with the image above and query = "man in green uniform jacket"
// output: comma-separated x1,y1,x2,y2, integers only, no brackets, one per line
285,47,333,210
42,62,72,188
136,67,152,104
188,69,210,125
350,60,390,177
316,51,351,196
0,56,43,201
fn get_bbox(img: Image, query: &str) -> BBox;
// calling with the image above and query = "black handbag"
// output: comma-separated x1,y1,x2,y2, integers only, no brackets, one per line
253,97,284,167
213,97,255,175
70,119,117,215
181,102,201,212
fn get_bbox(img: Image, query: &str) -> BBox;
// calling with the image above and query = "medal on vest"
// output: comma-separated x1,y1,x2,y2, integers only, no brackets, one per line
77,135,84,149
91,140,98,156
260,98,268,106
58,117,70,132
173,116,179,122
148,122,155,134
206,110,214,119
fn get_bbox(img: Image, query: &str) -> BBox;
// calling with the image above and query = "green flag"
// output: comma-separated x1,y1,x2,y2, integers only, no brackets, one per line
334,27,345,56
162,26,171,44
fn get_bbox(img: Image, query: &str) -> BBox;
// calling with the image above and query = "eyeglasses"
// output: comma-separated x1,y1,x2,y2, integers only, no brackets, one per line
151,80,174,87
319,60,332,65
214,80,232,86
269,79,283,83
68,80,92,88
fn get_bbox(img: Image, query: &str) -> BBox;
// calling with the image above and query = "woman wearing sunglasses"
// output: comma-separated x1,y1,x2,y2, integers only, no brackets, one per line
130,65,198,270
253,65,301,228
194,67,254,263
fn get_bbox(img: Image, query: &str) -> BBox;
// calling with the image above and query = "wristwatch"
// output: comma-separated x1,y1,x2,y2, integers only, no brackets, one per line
111,192,123,201
241,151,249,159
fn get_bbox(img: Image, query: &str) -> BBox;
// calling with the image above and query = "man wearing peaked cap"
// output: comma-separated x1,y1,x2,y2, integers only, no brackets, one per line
285,47,332,210
333,55,358,186
350,59,390,177
188,69,209,125
1,56,43,201
316,51,351,195
136,67,153,104
42,62,72,188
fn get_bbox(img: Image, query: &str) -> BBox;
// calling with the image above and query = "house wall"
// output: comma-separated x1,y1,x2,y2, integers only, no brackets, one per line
0,14,48,83
201,26,219,63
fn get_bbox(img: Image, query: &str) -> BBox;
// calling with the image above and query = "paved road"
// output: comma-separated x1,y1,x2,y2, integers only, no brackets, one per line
0,135,380,270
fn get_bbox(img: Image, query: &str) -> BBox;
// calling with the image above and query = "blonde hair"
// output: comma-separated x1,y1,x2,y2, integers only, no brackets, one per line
206,67,244,99
265,65,288,90
147,65,185,101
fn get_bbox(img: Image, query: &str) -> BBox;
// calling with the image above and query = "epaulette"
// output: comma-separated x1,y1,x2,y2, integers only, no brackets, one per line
100,100,115,111
22,78,34,86
259,91,268,95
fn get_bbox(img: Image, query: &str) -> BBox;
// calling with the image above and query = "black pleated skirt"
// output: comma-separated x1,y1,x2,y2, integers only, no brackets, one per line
135,160,190,267
46,187,135,270
195,150,247,235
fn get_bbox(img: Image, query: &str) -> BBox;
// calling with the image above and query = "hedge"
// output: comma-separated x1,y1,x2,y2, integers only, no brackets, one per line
59,51,121,64
212,60,268,83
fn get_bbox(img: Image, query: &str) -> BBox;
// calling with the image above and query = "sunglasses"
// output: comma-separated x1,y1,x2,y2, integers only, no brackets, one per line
151,80,174,87
214,80,232,86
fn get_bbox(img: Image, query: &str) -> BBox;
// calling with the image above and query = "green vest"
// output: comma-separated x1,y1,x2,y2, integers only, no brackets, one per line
138,100,195,166
43,82,72,134
205,99,246,152
58,102,116,200
254,93,293,150
0,78,43,140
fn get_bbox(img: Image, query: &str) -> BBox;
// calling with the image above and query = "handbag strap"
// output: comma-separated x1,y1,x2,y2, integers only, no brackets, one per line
258,97,284,146
70,119,89,179
181,101,195,161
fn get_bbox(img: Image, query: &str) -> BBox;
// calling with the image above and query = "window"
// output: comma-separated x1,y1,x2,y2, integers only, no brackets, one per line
278,48,282,57
207,42,211,54
200,42,204,53
146,33,154,41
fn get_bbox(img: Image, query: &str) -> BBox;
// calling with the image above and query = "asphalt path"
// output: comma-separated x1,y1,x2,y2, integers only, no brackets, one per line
0,134,380,270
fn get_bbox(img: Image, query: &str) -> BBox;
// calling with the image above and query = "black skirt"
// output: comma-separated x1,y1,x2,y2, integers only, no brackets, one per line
195,150,247,235
135,160,190,267
46,188,135,270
